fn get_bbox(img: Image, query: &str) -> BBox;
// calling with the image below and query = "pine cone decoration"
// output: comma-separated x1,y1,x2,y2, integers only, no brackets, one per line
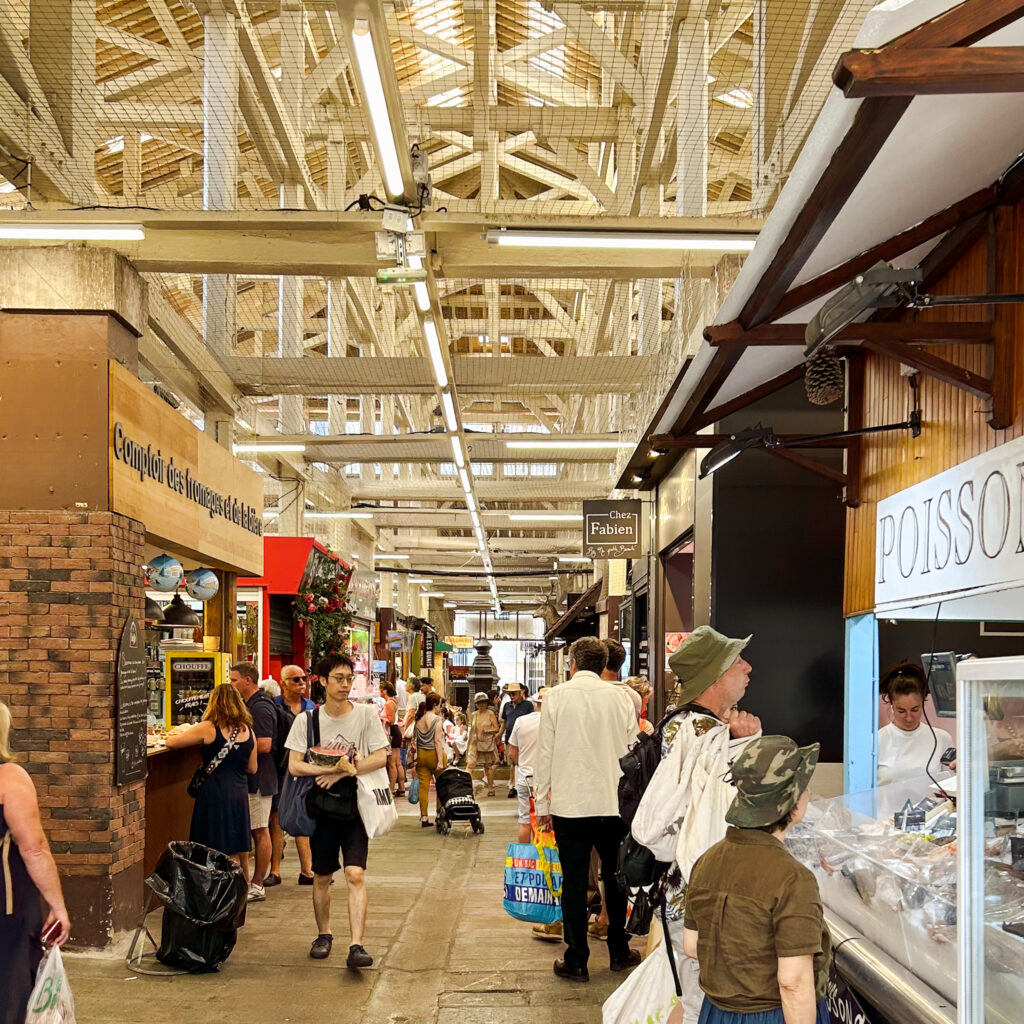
804,346,844,406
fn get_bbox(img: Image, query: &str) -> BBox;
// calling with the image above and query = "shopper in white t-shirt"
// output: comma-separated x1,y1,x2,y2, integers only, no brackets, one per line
507,687,548,842
286,653,389,970
877,662,951,786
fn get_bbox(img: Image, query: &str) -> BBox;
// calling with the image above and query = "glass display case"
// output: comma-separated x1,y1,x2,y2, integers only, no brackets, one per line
788,749,1024,1023
957,655,1024,1024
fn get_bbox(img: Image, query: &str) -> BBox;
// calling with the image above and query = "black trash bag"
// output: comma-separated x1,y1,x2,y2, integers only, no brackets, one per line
145,841,248,972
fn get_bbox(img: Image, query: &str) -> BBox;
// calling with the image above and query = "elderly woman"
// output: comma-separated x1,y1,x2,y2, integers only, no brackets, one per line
467,692,500,797
626,675,654,734
683,735,829,1024
0,702,71,1024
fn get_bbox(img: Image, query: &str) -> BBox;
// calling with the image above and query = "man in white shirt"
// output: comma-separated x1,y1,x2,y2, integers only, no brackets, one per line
534,637,639,983
507,687,547,842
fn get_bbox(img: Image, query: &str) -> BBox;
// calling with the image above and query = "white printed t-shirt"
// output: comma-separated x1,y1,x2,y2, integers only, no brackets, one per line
286,703,389,761
509,710,541,781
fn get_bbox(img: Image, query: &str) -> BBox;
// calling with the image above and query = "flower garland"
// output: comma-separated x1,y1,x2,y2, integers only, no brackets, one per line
292,553,354,669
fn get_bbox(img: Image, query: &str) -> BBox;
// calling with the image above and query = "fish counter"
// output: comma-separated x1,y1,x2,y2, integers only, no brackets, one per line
788,776,1024,1024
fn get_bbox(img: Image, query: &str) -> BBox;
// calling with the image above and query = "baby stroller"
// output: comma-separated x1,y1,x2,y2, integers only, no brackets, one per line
435,766,484,834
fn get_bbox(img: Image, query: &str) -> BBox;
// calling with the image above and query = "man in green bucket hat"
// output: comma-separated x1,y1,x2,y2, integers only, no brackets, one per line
630,625,762,1024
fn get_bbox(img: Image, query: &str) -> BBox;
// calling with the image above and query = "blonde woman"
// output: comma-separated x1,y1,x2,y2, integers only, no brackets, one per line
1,701,70,1024
626,676,655,735
165,685,256,870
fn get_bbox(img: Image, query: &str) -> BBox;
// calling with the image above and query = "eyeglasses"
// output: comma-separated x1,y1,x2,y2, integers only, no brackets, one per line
328,672,353,682
286,674,307,682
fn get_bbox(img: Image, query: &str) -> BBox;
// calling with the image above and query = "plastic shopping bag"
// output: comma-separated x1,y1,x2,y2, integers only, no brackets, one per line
407,777,420,805
503,827,563,925
26,945,76,1024
357,766,399,838
602,943,682,1024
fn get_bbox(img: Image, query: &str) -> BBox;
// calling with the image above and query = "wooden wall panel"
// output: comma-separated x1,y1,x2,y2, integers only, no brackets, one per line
844,198,1024,615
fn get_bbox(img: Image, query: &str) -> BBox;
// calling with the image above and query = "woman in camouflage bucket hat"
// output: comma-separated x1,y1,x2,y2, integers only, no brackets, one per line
680,736,831,1024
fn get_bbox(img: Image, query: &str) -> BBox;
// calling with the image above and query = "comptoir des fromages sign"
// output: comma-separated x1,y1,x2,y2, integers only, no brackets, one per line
113,421,263,537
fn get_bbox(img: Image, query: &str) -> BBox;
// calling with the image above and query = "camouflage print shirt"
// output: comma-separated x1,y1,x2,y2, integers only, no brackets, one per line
659,704,730,921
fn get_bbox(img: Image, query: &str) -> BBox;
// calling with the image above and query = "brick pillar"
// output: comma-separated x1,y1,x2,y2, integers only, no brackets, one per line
0,510,146,947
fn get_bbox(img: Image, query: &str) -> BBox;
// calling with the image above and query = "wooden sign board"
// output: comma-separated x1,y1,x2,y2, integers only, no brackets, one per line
109,362,264,575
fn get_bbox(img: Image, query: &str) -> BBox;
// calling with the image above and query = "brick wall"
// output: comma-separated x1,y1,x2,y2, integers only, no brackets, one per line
0,510,146,946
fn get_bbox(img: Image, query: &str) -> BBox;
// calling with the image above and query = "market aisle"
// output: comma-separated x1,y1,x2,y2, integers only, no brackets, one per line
66,793,629,1024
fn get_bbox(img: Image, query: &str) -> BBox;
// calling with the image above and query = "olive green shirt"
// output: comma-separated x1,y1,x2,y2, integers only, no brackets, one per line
684,827,830,1013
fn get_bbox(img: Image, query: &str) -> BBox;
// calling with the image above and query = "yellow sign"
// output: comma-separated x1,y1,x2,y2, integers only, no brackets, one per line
445,635,475,649
109,362,264,575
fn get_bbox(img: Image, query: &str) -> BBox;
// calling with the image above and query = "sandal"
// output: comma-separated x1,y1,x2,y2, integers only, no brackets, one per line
487,789,496,797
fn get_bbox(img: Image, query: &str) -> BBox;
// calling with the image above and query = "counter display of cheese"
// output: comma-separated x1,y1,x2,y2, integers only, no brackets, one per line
787,774,1024,1024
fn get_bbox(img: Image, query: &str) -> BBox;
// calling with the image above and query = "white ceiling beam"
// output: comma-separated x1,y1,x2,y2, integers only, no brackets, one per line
553,3,643,103
497,64,589,107
393,23,472,67
498,28,570,71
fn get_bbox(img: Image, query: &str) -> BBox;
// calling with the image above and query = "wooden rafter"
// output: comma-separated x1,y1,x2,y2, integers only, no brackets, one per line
834,47,1024,97
705,321,994,347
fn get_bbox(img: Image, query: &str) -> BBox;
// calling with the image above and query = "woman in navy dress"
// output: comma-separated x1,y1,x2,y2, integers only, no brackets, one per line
165,685,256,865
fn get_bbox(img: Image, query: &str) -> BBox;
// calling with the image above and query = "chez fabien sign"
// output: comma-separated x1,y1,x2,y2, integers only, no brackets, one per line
875,434,1024,613
109,362,264,575
583,499,642,559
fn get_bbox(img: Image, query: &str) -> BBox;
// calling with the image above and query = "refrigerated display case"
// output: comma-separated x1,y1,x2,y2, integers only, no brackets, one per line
163,651,231,728
788,708,1024,1023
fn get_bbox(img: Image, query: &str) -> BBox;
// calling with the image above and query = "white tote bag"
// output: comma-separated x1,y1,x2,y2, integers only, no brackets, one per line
356,767,399,838
602,943,683,1024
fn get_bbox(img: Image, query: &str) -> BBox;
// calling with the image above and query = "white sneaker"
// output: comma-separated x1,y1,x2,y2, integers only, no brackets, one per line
247,883,266,902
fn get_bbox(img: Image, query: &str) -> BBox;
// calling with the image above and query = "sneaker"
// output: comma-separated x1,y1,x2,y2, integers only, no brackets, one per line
347,944,373,968
263,874,282,888
309,933,333,959
532,921,563,942
247,883,266,902
588,920,608,941
507,786,517,798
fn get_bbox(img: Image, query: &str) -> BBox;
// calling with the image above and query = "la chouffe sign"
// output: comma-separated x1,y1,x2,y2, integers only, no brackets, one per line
875,434,1024,611
583,500,642,559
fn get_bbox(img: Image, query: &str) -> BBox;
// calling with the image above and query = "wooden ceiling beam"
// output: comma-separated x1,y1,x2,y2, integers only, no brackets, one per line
835,47,1024,98
705,320,994,346
857,337,993,399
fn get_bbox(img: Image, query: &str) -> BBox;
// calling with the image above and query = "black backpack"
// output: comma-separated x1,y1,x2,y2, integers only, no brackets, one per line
617,705,687,825
253,691,290,772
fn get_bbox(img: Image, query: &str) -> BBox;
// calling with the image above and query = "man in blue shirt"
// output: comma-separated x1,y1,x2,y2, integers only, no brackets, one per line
501,681,534,797
267,665,316,886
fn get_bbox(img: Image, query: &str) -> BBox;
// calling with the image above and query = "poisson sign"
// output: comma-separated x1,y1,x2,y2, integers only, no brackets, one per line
875,433,1024,611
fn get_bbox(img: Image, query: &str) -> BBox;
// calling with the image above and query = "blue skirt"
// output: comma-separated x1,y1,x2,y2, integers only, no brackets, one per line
698,998,831,1024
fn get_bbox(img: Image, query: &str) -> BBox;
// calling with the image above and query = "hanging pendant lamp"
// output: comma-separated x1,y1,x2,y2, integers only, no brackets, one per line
162,593,201,627
145,596,165,622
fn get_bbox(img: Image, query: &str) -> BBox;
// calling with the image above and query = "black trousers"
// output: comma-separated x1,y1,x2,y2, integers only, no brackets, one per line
552,815,630,969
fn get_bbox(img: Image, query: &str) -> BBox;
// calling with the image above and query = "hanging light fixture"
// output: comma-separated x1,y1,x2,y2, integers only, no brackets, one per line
145,596,165,622
162,593,201,627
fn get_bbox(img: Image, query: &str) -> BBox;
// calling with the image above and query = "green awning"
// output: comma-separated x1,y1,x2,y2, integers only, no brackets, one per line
433,639,453,652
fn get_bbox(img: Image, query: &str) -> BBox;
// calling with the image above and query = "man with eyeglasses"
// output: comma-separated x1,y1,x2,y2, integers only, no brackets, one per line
286,653,389,969
266,665,316,887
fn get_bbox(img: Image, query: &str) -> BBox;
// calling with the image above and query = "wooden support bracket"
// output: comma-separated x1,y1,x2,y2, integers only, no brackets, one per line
766,447,848,487
857,337,993,399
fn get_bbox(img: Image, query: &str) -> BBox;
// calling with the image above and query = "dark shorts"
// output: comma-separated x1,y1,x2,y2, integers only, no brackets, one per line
310,814,369,875
389,724,402,749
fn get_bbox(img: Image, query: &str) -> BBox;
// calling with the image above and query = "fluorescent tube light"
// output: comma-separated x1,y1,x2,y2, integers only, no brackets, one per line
505,439,633,450
459,468,471,492
558,556,592,563
450,435,465,468
351,21,404,198
423,591,445,598
444,601,457,608
306,510,374,519
409,577,433,584
486,229,757,251
423,320,448,388
507,513,582,522
233,443,306,454
408,255,431,311
0,223,146,241
466,493,477,514
440,390,458,432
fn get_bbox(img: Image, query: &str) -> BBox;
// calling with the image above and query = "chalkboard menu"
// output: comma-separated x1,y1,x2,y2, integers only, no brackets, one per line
167,655,218,725
116,616,148,785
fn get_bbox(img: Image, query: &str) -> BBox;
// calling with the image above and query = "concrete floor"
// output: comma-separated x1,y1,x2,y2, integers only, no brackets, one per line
66,789,635,1024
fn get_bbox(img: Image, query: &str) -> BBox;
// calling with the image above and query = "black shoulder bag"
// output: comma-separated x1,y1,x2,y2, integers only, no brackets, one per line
304,708,358,823
187,727,241,798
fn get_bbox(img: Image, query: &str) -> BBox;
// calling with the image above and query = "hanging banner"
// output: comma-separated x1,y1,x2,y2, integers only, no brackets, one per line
583,499,643,559
423,631,435,669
